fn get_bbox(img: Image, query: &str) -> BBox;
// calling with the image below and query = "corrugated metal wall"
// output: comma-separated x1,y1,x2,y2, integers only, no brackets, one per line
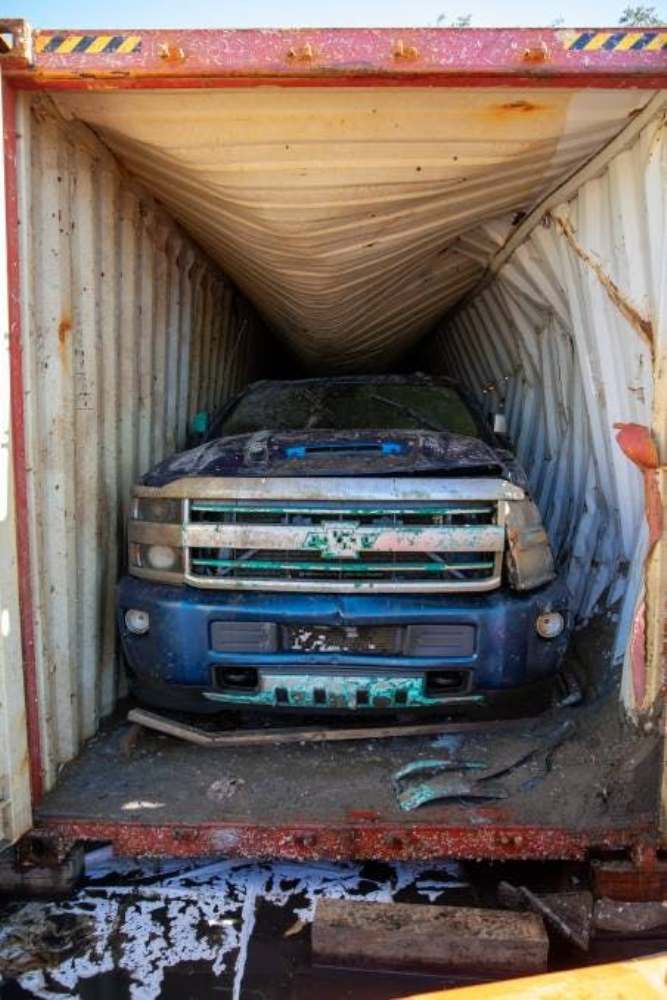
0,79,31,843
422,114,664,684
16,96,270,789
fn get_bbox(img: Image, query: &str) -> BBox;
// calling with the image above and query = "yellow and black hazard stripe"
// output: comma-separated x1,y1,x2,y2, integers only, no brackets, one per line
565,29,667,51
35,34,142,55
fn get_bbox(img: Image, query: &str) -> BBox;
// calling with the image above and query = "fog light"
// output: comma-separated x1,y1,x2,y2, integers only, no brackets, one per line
125,609,150,635
535,612,565,639
218,667,258,690
146,544,178,571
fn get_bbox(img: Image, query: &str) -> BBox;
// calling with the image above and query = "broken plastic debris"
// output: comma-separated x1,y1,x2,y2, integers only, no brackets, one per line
396,776,509,812
394,758,487,782
394,719,575,811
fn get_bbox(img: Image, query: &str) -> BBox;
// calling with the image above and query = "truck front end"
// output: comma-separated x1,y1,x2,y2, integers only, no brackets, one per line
118,462,569,718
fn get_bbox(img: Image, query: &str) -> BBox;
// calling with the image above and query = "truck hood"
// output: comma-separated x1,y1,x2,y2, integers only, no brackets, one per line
143,429,528,488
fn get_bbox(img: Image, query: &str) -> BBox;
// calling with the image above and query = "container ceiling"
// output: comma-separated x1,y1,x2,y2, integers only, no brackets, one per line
53,87,653,371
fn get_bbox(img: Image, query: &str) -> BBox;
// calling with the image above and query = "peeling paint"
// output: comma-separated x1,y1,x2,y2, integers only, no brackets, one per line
615,423,662,553
204,672,480,710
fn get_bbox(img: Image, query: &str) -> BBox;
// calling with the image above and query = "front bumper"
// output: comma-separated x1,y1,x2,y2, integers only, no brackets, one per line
117,576,571,715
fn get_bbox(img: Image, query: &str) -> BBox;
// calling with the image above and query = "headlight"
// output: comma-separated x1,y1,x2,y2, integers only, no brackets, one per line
504,500,556,592
133,498,182,523
129,542,183,575
146,545,180,571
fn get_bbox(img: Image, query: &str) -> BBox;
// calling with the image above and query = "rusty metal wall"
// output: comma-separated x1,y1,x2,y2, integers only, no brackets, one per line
15,96,269,789
422,112,665,707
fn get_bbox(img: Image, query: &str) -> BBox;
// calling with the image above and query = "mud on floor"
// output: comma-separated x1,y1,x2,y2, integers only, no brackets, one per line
35,687,659,834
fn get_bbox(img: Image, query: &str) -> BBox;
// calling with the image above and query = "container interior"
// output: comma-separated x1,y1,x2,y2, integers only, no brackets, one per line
15,84,665,848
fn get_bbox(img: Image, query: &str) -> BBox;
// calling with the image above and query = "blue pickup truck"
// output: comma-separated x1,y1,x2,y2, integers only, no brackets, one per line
117,375,570,717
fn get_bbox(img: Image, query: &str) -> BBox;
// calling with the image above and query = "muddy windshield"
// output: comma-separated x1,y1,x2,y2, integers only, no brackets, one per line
218,381,481,437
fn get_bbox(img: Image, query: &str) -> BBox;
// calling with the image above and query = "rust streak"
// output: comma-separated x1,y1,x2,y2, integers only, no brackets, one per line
552,213,654,359
57,315,71,348
614,423,663,553
497,100,540,112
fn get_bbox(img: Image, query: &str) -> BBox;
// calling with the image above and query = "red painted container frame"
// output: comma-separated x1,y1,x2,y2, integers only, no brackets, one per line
3,24,665,858
34,817,658,862
1,25,666,89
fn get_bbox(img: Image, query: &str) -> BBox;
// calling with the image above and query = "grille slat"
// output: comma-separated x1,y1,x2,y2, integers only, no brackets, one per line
191,555,495,573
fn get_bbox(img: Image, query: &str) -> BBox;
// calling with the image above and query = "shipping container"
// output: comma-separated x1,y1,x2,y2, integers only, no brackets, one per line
0,21,666,873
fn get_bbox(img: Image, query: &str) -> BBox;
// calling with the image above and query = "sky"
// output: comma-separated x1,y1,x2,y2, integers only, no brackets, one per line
1,1,663,30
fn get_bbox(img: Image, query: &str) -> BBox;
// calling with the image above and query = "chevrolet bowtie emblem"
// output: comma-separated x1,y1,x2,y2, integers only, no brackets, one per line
304,521,365,559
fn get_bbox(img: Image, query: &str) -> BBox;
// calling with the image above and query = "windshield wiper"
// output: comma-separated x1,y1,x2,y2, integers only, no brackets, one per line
368,393,444,433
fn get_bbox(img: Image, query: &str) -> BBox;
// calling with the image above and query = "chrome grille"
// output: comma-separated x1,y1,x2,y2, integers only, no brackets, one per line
183,497,505,593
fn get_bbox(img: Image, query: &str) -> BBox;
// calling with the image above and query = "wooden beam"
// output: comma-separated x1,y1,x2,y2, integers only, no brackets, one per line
311,898,549,976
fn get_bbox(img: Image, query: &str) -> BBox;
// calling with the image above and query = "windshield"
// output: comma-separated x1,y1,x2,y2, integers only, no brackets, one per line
218,381,481,437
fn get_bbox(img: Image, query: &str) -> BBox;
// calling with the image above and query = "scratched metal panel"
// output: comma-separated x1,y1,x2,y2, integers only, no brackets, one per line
422,114,663,695
51,86,654,372
16,97,268,789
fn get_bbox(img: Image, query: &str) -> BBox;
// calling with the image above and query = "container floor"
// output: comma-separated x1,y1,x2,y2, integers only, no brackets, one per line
34,688,659,861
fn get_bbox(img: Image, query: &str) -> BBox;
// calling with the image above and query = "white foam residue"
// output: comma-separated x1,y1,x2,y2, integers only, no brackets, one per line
6,855,468,998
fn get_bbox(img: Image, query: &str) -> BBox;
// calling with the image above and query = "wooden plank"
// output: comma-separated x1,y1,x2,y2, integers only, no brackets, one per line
126,708,523,749
311,899,549,976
